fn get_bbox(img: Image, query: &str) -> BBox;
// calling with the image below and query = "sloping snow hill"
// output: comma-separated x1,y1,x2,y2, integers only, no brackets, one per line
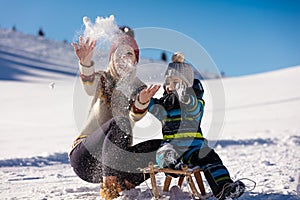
0,29,78,82
0,29,299,199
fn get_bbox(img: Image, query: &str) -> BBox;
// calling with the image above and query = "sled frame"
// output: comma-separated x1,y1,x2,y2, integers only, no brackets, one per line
141,163,212,199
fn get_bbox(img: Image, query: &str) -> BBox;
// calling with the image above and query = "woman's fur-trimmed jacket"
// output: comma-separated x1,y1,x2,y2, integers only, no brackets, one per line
69,62,149,154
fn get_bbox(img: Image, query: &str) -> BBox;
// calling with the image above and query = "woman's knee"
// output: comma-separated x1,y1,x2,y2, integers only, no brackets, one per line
69,143,103,183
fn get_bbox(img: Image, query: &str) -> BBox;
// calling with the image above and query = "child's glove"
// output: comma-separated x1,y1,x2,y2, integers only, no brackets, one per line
175,81,189,103
162,93,177,111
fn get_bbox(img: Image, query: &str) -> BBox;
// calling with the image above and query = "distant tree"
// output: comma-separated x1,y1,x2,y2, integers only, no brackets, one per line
63,39,68,44
161,51,167,62
119,25,135,38
38,28,45,37
221,71,225,77
12,25,16,32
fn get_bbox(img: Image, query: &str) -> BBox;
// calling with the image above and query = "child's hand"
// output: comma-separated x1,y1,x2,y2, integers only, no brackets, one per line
139,84,161,104
175,81,189,103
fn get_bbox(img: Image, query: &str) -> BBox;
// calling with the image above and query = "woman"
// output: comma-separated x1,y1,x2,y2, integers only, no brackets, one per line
69,33,161,199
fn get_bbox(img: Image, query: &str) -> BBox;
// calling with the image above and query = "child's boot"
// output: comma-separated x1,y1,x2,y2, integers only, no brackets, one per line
216,180,245,200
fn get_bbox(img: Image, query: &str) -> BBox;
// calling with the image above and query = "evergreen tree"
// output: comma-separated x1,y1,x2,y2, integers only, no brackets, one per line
161,51,167,62
38,28,45,37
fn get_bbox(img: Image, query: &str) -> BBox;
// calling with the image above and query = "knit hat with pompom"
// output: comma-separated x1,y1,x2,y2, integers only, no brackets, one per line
164,52,194,87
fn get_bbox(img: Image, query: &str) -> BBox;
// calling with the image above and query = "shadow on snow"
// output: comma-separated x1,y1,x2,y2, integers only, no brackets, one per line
0,152,69,167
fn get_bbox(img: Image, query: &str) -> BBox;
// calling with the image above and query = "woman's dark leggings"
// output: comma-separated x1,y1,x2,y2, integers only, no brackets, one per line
69,118,162,185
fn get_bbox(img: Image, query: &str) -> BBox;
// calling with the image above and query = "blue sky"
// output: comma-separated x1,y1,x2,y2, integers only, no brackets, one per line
1,0,299,76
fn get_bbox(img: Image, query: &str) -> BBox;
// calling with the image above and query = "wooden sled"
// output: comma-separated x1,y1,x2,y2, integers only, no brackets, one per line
141,162,213,199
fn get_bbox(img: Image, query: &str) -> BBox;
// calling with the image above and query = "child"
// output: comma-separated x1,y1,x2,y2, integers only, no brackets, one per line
134,52,245,200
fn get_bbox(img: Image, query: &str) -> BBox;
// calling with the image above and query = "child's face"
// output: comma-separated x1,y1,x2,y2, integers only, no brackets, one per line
164,77,187,94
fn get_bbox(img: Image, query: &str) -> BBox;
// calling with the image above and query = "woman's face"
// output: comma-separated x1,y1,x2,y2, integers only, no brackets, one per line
112,45,137,78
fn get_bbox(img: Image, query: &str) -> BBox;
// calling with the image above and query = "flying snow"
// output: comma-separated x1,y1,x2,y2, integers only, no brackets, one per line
82,15,121,47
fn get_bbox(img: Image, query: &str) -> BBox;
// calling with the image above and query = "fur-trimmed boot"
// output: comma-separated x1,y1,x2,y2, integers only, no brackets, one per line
100,176,122,200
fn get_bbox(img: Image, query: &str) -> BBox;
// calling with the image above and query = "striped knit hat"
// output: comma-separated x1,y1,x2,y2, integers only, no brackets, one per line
164,52,194,87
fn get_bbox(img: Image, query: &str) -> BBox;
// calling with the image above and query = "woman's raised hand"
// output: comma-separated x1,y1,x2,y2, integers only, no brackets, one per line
139,84,161,104
72,36,97,66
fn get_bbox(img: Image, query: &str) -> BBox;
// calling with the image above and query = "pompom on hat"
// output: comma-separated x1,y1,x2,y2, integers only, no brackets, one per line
119,25,135,38
109,34,139,63
164,52,194,87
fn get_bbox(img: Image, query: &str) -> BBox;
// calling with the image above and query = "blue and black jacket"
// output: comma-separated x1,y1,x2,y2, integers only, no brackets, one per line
148,80,206,164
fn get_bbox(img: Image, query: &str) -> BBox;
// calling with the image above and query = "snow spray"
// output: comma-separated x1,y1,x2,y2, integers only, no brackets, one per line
79,15,122,70
82,15,120,48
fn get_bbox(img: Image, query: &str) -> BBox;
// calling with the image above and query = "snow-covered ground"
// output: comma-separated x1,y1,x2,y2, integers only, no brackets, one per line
0,29,300,200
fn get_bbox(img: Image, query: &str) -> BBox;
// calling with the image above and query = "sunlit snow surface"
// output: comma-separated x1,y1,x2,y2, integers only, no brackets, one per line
0,29,299,199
